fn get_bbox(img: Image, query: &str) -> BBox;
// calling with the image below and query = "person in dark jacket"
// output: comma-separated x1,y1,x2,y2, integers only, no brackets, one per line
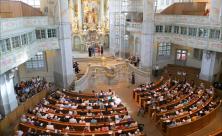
131,72,135,84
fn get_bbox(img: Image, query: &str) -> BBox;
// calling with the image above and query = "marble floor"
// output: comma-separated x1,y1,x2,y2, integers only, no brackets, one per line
86,81,222,136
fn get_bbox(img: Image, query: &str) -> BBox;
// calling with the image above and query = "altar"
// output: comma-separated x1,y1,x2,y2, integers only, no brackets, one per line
69,0,109,52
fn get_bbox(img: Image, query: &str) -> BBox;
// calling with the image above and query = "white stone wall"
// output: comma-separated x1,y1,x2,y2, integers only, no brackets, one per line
0,72,18,116
18,50,56,82
153,43,202,69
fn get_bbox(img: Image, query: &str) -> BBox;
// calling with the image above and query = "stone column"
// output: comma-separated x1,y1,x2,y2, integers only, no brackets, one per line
0,71,18,116
199,50,217,81
54,0,74,88
210,0,222,24
78,0,82,30
69,0,74,19
100,0,105,26
141,0,154,69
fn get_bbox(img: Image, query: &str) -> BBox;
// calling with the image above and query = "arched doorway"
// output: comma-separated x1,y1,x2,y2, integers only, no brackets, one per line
73,36,81,51
104,34,109,49
135,37,141,56
128,35,134,56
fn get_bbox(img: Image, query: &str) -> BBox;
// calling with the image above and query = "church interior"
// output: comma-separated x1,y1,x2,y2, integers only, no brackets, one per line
0,0,222,136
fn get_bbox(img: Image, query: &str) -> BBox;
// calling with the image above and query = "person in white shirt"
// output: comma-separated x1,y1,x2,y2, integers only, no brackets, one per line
79,119,86,123
68,111,73,115
16,130,24,136
71,104,78,109
123,114,131,120
46,123,54,130
86,104,93,110
65,126,69,130
37,76,41,82
69,117,77,123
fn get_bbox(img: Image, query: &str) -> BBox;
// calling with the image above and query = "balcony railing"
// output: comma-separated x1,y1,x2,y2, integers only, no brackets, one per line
121,0,143,12
0,17,59,74
155,14,220,26
154,14,222,52
0,16,51,34
126,21,142,32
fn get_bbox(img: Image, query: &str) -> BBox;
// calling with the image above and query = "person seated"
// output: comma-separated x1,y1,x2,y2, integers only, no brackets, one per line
137,107,145,117
86,111,93,116
46,123,54,130
90,118,97,124
15,130,24,136
123,113,131,120
65,126,70,130
20,115,27,123
79,119,86,124
69,117,77,123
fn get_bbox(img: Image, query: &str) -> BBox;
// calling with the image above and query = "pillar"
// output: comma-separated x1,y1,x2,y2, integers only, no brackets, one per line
54,0,74,88
141,0,154,69
100,0,105,26
78,0,82,30
209,0,222,24
0,71,18,116
199,50,217,81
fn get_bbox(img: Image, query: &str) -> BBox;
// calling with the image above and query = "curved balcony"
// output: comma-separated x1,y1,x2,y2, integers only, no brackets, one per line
121,0,143,13
0,16,59,74
0,38,59,74
154,15,222,52
0,16,52,34
155,15,215,26
155,33,222,52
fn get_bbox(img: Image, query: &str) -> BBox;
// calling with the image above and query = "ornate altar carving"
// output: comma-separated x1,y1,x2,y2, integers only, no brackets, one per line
69,0,109,51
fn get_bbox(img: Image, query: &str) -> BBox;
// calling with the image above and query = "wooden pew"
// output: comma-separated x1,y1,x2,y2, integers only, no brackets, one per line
43,104,126,114
209,128,222,136
19,122,141,136
165,101,221,136
25,113,135,130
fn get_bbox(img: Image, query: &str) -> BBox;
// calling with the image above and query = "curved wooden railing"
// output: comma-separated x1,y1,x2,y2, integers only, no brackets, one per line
0,90,48,134
209,128,222,136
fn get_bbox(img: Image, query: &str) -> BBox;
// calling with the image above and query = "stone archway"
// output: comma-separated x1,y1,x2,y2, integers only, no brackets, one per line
128,35,134,56
104,34,109,49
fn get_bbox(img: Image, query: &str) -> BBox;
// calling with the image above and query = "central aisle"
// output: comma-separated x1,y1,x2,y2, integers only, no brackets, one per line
85,81,163,136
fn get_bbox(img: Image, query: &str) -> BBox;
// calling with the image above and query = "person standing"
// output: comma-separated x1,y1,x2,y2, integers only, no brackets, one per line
92,46,95,56
101,46,104,56
154,65,159,77
131,72,135,84
88,47,91,57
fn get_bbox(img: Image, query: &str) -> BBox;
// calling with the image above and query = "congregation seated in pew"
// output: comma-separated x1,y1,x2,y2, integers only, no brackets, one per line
14,76,55,104
15,89,144,136
132,69,221,136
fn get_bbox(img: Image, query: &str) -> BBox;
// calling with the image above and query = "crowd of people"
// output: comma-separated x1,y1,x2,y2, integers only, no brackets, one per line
88,46,104,57
16,89,144,136
133,75,220,132
128,56,140,67
14,76,55,104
